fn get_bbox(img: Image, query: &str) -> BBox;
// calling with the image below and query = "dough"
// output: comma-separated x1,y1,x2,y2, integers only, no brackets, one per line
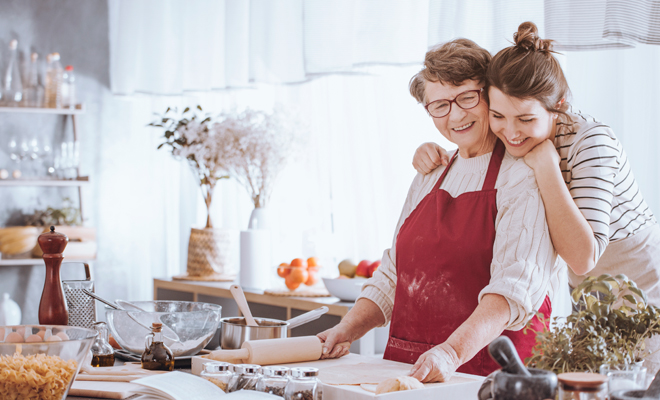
375,376,424,394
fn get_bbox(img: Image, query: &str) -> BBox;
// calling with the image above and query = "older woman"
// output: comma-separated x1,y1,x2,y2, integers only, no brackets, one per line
318,39,561,382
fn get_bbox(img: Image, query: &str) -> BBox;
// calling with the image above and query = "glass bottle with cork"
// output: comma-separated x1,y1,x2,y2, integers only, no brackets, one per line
90,321,115,367
141,322,174,371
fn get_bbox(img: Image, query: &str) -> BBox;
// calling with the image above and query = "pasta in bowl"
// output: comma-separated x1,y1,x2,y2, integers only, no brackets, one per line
0,325,97,400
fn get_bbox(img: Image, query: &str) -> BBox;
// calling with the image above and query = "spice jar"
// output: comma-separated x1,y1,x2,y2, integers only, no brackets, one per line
557,372,608,400
229,364,261,392
257,366,290,397
201,362,233,393
285,367,322,400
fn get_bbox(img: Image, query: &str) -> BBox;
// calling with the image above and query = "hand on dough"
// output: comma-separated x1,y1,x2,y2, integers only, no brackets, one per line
376,376,424,394
409,342,460,383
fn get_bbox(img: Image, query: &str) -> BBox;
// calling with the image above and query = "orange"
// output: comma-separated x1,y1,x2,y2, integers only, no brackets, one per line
290,258,307,268
285,274,301,291
307,257,319,267
288,266,309,285
277,262,290,278
305,270,319,286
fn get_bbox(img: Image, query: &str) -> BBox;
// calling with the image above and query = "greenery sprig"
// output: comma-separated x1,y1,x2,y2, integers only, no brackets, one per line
525,274,660,373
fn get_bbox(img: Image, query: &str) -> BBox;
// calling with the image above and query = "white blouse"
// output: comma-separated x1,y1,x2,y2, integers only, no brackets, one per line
359,149,561,331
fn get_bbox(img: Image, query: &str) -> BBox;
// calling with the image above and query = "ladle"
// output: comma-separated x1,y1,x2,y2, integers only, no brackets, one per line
230,284,258,327
82,289,181,343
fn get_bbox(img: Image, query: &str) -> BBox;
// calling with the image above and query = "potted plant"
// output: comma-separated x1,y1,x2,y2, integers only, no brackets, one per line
149,106,233,280
526,274,660,373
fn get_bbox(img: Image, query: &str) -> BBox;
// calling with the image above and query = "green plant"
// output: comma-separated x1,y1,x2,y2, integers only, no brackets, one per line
525,274,660,373
26,198,81,226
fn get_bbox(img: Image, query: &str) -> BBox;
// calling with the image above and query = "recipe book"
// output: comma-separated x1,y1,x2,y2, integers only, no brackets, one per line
131,371,280,400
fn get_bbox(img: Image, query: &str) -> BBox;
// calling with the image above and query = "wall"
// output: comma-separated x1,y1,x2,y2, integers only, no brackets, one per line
0,0,124,323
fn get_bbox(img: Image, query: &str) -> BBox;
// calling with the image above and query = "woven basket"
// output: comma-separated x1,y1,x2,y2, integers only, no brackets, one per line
178,228,235,281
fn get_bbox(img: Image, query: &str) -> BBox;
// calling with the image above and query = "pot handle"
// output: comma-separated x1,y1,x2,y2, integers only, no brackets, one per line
287,306,329,329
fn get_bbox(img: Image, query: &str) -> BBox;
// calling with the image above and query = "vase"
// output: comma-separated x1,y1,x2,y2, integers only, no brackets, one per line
240,207,273,291
184,227,235,281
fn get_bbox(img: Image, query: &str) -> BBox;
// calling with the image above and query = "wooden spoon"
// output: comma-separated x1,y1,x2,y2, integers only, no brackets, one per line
230,284,258,327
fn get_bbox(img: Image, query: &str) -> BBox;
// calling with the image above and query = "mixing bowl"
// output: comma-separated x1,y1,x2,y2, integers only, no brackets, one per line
322,277,367,301
0,325,97,400
106,300,222,357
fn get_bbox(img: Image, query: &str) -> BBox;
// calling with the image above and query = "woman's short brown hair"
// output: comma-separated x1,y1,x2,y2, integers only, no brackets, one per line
487,21,571,114
409,38,491,104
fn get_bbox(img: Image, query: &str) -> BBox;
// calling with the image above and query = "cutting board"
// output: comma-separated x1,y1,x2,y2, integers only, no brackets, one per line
69,381,140,399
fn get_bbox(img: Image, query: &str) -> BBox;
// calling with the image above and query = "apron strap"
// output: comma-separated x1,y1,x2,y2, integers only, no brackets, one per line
482,139,505,191
433,151,459,191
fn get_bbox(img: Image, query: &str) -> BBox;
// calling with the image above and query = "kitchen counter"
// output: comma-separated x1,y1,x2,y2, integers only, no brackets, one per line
154,278,388,355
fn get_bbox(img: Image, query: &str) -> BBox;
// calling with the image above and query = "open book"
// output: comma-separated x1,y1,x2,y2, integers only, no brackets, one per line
132,371,280,400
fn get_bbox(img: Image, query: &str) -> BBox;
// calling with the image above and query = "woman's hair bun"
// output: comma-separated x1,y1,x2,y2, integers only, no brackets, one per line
513,21,553,52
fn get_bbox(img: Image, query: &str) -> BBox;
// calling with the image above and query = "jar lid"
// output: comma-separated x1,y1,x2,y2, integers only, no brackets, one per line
235,364,261,374
262,366,290,377
558,372,607,391
204,362,231,373
290,367,319,378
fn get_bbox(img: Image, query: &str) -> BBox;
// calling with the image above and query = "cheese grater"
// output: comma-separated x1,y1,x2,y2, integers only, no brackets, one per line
62,263,97,328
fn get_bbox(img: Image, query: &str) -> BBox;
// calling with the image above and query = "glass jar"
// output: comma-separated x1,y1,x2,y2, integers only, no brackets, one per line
257,366,290,397
285,367,322,400
90,321,115,367
200,362,233,393
558,372,608,400
229,364,261,392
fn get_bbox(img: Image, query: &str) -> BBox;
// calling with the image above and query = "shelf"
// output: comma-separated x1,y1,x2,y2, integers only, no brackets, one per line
0,177,89,187
0,258,95,266
0,105,85,115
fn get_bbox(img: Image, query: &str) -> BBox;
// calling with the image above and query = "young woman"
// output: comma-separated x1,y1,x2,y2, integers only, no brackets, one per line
413,22,660,367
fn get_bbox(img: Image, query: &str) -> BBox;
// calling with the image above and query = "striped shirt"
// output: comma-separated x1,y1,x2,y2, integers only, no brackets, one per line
555,107,657,262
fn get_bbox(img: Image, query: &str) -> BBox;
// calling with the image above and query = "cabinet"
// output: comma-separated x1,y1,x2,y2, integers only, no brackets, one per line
0,105,93,266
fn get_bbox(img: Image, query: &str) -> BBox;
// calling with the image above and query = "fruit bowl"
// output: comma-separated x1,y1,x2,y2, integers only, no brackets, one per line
106,301,222,357
322,277,368,302
0,325,97,400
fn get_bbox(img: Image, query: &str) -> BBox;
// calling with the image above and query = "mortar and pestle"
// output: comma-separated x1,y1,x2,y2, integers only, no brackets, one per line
611,368,660,400
478,336,558,400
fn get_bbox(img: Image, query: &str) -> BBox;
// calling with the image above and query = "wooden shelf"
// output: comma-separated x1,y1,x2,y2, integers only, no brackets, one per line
0,177,89,187
0,105,85,115
0,258,95,266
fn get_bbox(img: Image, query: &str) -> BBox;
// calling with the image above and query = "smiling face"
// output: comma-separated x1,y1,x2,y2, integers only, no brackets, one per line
425,79,493,158
488,87,558,157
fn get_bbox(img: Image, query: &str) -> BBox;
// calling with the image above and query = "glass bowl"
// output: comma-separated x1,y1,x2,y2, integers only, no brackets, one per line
106,300,222,357
0,325,97,400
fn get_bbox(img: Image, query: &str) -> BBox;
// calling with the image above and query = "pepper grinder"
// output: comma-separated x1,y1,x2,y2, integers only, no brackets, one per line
38,226,69,325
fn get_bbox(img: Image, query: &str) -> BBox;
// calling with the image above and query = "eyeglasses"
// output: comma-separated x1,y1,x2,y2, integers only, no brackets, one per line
424,88,483,118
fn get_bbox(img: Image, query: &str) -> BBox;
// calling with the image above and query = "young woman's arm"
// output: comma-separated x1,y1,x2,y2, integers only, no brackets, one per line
524,137,617,275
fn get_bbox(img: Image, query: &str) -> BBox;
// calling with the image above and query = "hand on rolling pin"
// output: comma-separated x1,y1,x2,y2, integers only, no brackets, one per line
409,342,460,383
317,322,355,359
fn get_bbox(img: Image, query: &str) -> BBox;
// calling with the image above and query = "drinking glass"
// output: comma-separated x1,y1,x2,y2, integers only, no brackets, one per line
600,363,647,393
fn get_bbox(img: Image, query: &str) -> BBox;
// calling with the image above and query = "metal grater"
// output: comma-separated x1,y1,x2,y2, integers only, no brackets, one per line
62,263,97,328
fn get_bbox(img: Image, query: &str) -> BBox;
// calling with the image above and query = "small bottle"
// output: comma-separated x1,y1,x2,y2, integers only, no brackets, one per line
3,39,23,106
285,367,322,400
557,372,607,400
228,364,261,392
25,53,44,108
257,366,290,397
90,321,115,367
45,53,63,108
200,362,233,393
61,65,76,108
141,322,174,371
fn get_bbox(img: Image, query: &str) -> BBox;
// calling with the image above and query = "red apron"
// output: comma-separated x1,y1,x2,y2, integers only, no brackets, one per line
383,139,551,376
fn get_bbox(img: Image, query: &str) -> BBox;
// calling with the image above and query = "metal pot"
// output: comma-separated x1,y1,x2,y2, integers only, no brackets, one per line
220,317,288,349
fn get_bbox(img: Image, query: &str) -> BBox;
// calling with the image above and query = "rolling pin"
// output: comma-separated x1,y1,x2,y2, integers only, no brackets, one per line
209,336,335,365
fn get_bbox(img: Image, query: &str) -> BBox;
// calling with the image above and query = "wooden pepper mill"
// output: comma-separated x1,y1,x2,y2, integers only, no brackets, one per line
38,226,69,325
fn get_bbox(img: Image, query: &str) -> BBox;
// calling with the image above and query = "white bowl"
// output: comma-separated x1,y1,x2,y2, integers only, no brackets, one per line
322,277,368,302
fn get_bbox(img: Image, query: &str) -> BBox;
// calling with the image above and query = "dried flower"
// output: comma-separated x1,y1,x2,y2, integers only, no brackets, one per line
149,106,230,228
214,108,303,209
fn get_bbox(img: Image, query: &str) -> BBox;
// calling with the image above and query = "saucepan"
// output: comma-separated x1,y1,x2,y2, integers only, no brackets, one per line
220,306,329,349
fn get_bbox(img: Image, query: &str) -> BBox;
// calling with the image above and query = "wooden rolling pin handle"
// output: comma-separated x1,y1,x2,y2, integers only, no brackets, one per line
208,348,250,362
